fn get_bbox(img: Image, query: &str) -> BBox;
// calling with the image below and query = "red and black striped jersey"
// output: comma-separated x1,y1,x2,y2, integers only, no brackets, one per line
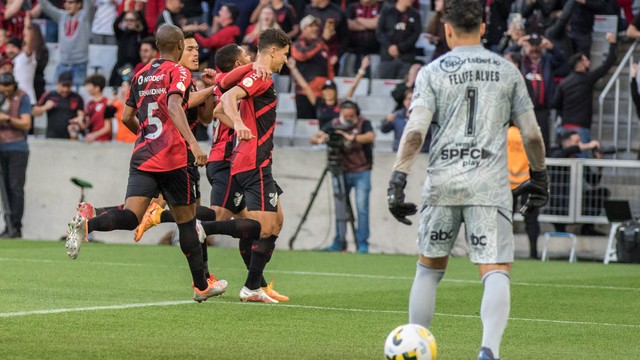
230,70,277,175
208,71,236,163
185,79,199,133
125,59,192,172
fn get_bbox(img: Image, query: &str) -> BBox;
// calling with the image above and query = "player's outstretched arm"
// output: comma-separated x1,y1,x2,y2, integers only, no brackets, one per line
220,86,253,140
168,94,207,166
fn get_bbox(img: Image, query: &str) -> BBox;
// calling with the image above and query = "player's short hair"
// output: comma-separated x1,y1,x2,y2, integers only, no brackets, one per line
141,36,158,51
443,0,483,33
215,44,244,72
257,28,291,52
183,32,195,41
85,74,106,90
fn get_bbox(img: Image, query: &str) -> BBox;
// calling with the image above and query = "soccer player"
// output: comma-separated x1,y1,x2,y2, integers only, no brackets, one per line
66,24,226,303
386,1,549,359
214,28,291,303
133,43,289,301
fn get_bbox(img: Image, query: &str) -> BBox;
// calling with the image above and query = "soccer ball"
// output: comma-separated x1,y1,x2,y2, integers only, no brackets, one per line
384,324,437,360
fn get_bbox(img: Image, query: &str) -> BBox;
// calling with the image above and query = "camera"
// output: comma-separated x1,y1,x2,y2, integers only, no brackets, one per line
325,122,355,169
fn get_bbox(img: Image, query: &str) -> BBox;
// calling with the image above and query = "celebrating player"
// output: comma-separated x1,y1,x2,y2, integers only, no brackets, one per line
66,24,226,303
386,1,548,359
214,28,291,303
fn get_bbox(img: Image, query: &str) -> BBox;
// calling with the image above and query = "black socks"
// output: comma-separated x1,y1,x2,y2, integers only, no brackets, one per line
244,236,276,290
177,218,207,291
88,209,138,233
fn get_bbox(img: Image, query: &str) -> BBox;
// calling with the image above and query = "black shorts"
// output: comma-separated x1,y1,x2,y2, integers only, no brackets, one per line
206,160,245,213
126,166,199,206
232,165,283,212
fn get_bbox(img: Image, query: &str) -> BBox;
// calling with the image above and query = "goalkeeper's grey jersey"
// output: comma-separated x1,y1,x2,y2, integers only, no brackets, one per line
411,44,533,209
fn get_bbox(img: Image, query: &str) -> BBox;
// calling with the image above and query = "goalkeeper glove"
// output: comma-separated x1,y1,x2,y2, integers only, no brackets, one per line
512,168,549,216
387,171,418,225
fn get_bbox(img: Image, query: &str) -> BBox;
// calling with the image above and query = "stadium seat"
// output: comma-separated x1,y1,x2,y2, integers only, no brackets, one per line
333,76,369,97
276,92,297,118
541,232,577,263
356,95,396,120
368,78,403,96
87,44,118,79
274,75,291,94
274,116,295,146
291,118,320,147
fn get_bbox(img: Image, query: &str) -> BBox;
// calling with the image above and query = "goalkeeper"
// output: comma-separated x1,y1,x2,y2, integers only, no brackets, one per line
385,0,548,358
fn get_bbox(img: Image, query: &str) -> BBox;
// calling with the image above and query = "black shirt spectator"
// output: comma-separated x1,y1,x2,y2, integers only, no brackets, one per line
376,0,421,79
304,0,349,61
110,11,148,86
33,73,85,139
553,33,617,134
481,0,514,51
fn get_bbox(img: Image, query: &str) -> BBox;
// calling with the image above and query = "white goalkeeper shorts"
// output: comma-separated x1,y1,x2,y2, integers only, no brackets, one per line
417,205,514,264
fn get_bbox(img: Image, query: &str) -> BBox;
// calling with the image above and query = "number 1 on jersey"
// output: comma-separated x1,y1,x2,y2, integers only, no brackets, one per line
465,87,477,137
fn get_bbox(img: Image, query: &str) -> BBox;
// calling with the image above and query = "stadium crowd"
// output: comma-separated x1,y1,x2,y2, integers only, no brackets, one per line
0,0,638,240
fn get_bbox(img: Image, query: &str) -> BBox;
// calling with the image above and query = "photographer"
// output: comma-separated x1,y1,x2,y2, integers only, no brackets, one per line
549,131,610,235
311,100,375,253
0,72,31,238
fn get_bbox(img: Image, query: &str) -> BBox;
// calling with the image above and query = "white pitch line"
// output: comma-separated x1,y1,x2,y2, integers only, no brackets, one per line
1,257,639,292
0,301,192,317
1,300,639,329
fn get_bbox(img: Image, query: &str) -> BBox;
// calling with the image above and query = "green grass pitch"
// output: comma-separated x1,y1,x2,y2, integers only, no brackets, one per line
1,239,639,359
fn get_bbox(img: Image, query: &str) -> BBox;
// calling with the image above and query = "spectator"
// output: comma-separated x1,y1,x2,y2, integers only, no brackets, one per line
0,0,29,40
497,13,525,54
110,10,149,86
29,23,48,102
380,89,430,153
630,62,640,119
481,0,513,52
0,72,31,238
376,0,421,79
110,79,136,143
181,0,205,24
40,0,94,86
390,62,422,110
5,15,37,106
543,0,576,59
91,0,117,45
553,33,617,157
311,100,375,253
424,0,449,61
288,55,370,129
194,3,241,66
243,5,280,46
0,57,13,74
118,0,162,34
520,0,563,35
250,0,299,39
518,33,567,151
290,15,335,119
210,0,259,34
568,0,607,55
507,124,540,259
549,130,609,235
32,71,84,139
74,74,111,143
340,0,381,77
156,0,185,29
626,10,640,40
134,36,158,75
304,0,349,65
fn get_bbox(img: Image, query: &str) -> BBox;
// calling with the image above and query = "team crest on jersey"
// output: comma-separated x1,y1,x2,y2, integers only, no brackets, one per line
269,192,278,207
95,103,104,111
242,77,254,88
234,192,244,207
177,82,186,92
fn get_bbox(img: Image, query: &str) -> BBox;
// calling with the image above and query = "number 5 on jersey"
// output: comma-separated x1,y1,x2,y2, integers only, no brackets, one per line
145,102,163,140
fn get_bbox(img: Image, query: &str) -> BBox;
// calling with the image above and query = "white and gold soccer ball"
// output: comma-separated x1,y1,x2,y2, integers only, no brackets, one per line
384,324,437,360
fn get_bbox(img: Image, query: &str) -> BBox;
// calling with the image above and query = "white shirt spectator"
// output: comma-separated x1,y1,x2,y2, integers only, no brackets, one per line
13,52,37,105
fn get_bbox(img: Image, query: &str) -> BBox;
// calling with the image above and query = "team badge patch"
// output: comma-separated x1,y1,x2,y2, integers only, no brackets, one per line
177,82,186,92
242,77,254,88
